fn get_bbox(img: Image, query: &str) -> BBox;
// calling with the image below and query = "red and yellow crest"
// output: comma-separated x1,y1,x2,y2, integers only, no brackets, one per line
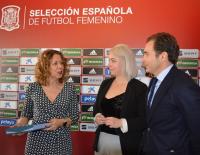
0,5,20,31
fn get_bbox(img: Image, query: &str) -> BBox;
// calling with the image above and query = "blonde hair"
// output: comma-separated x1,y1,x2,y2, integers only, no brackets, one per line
35,49,68,86
109,44,138,80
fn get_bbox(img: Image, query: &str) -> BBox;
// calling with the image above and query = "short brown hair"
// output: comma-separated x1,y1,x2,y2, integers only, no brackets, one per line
35,49,68,85
146,32,180,64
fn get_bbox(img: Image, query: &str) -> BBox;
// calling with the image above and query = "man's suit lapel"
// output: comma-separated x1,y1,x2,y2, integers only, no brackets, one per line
148,66,177,122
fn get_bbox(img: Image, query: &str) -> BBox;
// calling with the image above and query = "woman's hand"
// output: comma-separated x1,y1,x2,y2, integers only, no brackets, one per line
15,117,29,127
95,113,106,125
105,117,122,128
45,118,67,131
63,118,72,127
11,117,29,136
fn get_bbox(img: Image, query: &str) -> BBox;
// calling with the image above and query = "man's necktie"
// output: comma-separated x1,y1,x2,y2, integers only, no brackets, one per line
147,77,158,108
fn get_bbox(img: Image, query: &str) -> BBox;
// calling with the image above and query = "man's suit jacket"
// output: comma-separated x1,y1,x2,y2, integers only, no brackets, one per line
143,66,200,155
93,77,147,155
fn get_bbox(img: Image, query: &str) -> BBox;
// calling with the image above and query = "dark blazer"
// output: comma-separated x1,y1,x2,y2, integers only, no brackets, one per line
94,77,147,155
142,66,200,155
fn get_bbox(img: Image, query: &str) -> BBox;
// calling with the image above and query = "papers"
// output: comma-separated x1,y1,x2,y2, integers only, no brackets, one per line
5,123,49,135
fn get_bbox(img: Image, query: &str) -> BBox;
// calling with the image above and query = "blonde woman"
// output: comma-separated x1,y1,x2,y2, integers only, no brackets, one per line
94,44,147,155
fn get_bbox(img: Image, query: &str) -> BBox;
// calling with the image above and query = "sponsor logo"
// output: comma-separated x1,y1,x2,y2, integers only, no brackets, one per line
62,48,82,57
19,92,26,101
19,75,35,83
1,57,19,65
20,49,40,56
133,48,144,57
81,95,96,103
18,101,25,111
67,58,81,65
74,85,80,94
0,119,16,126
104,67,110,76
70,124,79,131
0,101,17,109
0,92,18,100
81,105,94,112
0,83,18,91
83,49,103,56
81,85,100,94
0,5,20,31
20,57,38,65
177,59,198,68
80,123,97,132
104,57,109,66
104,48,110,57
0,109,17,118
180,69,198,77
19,66,35,74
1,48,20,56
83,67,103,75
69,66,81,75
18,83,29,91
179,49,199,58
1,66,18,74
81,113,94,122
137,67,145,77
0,75,18,82
82,76,103,85
40,48,61,52
136,58,142,67
67,76,80,84
82,58,103,66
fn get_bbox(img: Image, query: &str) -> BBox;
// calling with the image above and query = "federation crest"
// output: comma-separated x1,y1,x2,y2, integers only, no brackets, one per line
0,5,20,31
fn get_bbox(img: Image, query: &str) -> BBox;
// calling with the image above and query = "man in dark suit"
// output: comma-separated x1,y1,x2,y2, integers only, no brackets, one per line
141,32,200,155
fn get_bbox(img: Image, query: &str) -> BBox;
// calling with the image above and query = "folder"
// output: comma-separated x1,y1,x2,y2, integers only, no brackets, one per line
5,123,49,135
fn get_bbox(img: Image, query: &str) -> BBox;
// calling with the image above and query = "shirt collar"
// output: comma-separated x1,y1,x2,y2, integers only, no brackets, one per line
156,64,173,82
